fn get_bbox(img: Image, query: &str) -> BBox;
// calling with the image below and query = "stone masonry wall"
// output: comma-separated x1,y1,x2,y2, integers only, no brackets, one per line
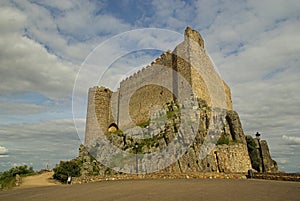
186,27,231,110
128,85,174,126
117,55,175,130
85,86,115,145
115,27,232,129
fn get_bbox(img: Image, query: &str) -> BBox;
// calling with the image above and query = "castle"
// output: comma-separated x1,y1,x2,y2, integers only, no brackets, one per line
83,27,277,174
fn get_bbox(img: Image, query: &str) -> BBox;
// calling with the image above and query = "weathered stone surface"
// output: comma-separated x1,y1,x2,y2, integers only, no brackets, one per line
15,174,21,186
225,110,246,144
184,26,204,48
245,135,278,173
260,140,278,172
80,100,252,175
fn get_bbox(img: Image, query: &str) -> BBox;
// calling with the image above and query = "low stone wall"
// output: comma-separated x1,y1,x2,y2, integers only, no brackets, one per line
252,172,300,182
70,172,300,184
72,172,248,184
215,144,252,173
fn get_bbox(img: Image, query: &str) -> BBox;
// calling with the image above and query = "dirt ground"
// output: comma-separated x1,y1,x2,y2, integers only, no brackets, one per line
19,171,60,188
1,178,299,201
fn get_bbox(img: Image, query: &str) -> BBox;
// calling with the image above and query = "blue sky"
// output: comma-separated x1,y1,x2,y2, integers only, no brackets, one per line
0,0,299,172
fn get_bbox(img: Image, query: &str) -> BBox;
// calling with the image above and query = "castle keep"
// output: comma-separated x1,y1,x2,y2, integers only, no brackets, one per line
83,27,277,174
85,27,232,144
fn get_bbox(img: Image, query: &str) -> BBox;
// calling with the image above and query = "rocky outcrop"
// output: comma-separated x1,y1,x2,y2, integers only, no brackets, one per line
246,135,278,173
224,111,246,144
260,140,278,172
15,174,22,186
81,100,251,175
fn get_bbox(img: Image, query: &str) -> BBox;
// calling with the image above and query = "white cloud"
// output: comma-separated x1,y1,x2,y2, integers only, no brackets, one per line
0,6,78,100
0,146,8,155
282,135,300,145
0,0,133,63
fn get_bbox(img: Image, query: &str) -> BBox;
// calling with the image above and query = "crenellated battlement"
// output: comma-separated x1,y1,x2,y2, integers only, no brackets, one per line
120,51,174,85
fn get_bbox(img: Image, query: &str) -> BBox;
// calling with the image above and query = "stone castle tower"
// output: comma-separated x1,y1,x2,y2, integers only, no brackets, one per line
85,27,232,145
83,27,277,174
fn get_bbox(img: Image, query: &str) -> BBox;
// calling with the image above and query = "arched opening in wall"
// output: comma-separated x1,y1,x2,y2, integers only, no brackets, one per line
108,123,118,132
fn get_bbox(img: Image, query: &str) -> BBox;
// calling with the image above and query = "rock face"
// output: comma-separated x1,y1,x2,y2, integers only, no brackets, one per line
82,99,252,174
81,27,276,176
246,135,278,173
15,174,22,186
225,111,246,144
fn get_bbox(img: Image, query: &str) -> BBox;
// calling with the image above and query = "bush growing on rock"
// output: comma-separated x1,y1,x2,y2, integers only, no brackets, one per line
53,160,81,183
246,136,261,172
217,135,230,145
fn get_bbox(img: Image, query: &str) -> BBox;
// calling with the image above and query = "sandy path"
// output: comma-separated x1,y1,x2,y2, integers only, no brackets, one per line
19,171,60,188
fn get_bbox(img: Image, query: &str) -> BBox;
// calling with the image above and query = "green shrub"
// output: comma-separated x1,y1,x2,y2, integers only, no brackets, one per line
217,135,229,145
0,176,15,189
0,165,35,189
137,119,150,128
53,160,81,183
246,136,261,171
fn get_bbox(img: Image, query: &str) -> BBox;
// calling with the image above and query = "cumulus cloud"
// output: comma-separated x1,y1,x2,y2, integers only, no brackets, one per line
0,146,8,155
0,6,77,100
282,135,300,145
1,0,134,63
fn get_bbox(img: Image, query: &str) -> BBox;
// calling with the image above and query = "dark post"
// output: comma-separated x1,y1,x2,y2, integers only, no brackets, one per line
135,142,138,174
255,131,260,140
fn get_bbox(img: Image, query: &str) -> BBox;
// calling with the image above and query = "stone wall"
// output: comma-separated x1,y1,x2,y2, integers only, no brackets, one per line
117,58,175,130
128,85,173,126
85,86,113,144
187,27,231,110
160,144,251,174
214,144,252,173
